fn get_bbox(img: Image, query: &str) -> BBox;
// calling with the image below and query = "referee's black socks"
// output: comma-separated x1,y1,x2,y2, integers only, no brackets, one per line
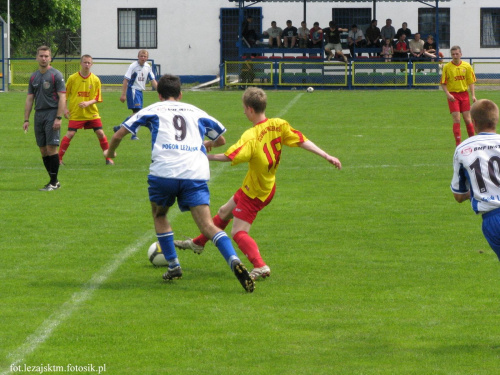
43,154,60,185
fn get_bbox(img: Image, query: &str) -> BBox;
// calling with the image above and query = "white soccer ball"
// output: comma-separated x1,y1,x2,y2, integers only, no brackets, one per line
307,87,314,93
148,241,168,267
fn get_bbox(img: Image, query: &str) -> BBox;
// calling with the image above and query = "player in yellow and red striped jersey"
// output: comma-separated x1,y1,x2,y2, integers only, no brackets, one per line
441,45,477,146
59,55,114,165
174,87,342,281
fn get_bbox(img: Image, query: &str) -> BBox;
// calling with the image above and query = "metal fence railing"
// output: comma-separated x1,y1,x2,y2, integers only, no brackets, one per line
472,61,500,86
222,57,500,90
9,58,158,88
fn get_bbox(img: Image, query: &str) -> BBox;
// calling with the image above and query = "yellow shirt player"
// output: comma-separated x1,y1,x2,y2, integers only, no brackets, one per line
59,54,114,165
66,70,101,121
225,117,307,201
173,87,342,281
441,45,477,145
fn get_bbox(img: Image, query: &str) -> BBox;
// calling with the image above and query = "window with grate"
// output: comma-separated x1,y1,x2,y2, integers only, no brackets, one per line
481,8,500,48
118,8,157,49
332,8,371,30
418,8,449,49
220,7,262,63
332,8,371,49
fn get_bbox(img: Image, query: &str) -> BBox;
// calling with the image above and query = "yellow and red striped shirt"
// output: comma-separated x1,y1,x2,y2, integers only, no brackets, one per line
225,118,307,201
66,71,102,121
440,60,476,93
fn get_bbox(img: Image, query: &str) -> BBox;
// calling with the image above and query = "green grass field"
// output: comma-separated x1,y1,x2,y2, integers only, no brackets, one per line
1,88,500,375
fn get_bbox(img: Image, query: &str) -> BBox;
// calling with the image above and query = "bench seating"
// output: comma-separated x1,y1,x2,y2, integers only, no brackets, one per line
241,46,324,59
352,46,383,59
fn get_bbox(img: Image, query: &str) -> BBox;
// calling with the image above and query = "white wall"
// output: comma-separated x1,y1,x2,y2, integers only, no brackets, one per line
81,0,500,77
81,0,225,76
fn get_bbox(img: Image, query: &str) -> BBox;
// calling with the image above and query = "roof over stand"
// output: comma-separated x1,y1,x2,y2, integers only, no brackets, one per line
229,0,451,23
231,0,450,52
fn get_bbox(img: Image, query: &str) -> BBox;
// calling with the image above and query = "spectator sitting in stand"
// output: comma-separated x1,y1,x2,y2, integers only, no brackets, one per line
282,20,298,48
381,37,394,62
309,22,324,49
423,34,437,60
394,33,410,62
297,21,310,48
263,21,283,47
348,24,366,58
380,18,396,43
396,22,412,40
365,19,381,56
242,14,259,46
409,32,425,63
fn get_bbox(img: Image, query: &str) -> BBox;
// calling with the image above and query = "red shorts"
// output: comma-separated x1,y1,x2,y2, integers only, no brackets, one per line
68,118,103,131
447,91,471,114
232,185,276,224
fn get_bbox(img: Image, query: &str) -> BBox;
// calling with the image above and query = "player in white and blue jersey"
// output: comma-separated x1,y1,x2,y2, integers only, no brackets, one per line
106,74,255,292
116,50,158,140
451,99,500,260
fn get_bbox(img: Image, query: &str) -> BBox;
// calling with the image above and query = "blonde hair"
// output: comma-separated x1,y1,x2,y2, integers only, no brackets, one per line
471,99,499,131
242,87,267,113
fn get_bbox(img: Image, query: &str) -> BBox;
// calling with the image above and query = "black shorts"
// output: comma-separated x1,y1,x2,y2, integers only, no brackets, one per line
34,109,60,147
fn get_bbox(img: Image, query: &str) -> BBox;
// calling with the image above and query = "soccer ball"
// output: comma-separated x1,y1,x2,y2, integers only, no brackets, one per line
147,241,168,267
307,87,314,93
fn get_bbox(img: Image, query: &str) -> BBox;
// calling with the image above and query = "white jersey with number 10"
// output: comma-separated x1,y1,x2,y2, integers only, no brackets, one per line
451,132,500,214
122,100,226,181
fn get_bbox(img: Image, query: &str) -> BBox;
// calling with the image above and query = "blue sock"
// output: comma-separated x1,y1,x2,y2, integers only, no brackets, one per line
212,231,239,268
157,232,179,267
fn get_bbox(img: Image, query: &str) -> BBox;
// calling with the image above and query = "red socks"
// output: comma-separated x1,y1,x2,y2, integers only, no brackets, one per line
465,122,475,138
192,234,209,247
99,136,109,151
59,136,71,161
453,123,461,146
193,214,231,247
453,123,475,146
59,136,110,162
193,216,266,268
233,231,266,268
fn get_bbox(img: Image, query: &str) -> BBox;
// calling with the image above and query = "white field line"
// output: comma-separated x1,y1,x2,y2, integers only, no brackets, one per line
275,93,303,118
1,232,154,375
0,94,302,374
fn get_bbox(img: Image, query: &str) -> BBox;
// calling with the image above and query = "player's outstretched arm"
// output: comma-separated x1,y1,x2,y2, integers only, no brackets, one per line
299,140,342,170
204,135,226,152
207,154,231,162
104,127,130,159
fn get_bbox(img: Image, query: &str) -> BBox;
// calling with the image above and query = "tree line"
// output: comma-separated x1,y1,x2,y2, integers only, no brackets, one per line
0,0,80,57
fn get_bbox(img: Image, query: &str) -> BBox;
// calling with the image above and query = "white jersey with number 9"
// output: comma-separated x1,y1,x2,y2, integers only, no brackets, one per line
122,100,226,181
